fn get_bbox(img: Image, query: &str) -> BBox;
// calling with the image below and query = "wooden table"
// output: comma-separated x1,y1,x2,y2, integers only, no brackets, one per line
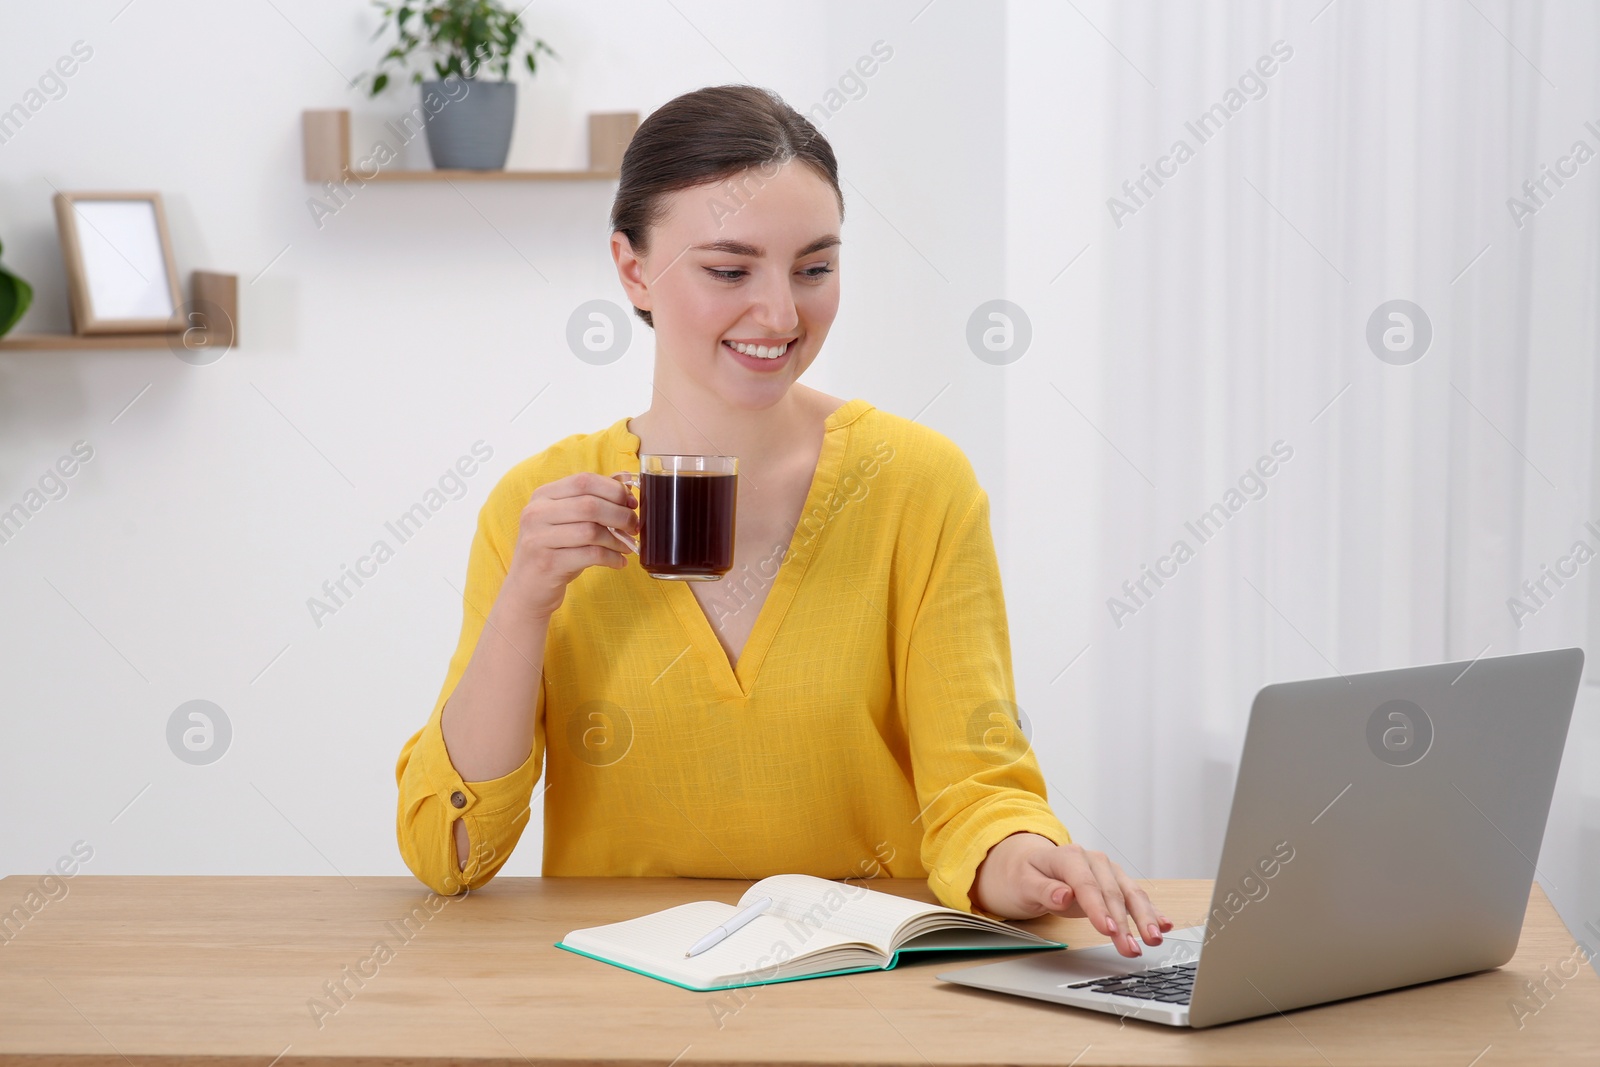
1,875,1596,1065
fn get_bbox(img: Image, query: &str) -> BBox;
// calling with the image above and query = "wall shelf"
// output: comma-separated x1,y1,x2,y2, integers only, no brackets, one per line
0,270,237,351
1,333,180,351
301,109,637,184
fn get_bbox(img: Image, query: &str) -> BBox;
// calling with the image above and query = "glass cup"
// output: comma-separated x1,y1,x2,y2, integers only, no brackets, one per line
607,454,738,580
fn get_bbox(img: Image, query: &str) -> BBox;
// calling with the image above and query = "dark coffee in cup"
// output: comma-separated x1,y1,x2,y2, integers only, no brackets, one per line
638,469,737,580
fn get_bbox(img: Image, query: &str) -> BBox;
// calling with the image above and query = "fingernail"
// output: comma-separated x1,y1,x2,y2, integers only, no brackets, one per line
1147,923,1160,941
1128,934,1142,955
1103,916,1116,935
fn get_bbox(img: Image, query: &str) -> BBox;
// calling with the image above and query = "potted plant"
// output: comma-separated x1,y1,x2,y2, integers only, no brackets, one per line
361,0,558,171
0,238,32,339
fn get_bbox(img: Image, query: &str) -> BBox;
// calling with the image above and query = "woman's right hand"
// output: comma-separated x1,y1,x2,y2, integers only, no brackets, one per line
500,472,638,621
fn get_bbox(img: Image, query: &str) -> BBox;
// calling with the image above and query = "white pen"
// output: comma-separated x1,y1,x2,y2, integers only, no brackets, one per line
685,896,772,958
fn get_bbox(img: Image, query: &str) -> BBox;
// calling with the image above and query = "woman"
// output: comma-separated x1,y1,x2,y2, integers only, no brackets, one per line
395,84,1171,958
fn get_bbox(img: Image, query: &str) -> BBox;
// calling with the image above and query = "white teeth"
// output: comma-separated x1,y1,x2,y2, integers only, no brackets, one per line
727,340,789,359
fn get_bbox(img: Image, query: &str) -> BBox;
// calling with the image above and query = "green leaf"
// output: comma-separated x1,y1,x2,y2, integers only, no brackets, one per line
372,71,389,95
0,263,34,338
367,0,554,87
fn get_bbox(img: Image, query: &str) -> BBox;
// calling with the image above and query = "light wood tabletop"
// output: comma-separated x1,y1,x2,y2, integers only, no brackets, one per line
1,875,1596,1065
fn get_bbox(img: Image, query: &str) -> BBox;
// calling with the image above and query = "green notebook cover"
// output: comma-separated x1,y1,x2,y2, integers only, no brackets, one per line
553,935,1067,993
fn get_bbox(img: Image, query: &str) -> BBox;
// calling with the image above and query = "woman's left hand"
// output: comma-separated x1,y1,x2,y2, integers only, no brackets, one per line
971,832,1173,957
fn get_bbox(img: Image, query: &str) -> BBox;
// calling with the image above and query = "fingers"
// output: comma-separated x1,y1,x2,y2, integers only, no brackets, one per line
1083,851,1141,957
504,474,640,613
543,520,628,552
522,506,630,571
1013,854,1076,918
533,476,639,536
1049,849,1120,947
1036,846,1170,959
1043,879,1074,913
1111,868,1166,948
541,471,635,506
540,541,629,570
561,533,631,567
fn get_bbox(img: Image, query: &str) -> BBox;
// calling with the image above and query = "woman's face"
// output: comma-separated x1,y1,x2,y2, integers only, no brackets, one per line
613,159,842,411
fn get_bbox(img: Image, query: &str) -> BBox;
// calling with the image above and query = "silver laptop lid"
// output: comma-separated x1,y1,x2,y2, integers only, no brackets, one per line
1188,647,1582,1028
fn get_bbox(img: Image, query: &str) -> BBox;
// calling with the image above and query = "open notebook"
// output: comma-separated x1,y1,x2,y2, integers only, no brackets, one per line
554,873,1066,992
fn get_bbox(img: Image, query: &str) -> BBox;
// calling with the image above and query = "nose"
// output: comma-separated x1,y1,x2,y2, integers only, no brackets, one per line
751,266,800,335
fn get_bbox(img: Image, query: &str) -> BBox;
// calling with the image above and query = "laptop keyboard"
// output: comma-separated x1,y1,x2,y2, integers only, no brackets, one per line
1064,960,1198,1004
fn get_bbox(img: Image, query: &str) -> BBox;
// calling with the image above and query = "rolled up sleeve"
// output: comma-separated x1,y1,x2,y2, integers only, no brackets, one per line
902,473,1072,919
395,491,545,895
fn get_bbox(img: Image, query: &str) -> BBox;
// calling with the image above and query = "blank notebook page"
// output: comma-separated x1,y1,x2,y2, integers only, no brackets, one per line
740,875,946,952
566,901,873,985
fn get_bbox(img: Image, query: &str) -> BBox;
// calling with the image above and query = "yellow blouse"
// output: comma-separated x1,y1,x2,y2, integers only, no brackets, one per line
394,397,1072,918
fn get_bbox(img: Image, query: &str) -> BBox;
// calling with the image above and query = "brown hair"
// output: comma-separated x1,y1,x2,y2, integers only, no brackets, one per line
610,84,844,328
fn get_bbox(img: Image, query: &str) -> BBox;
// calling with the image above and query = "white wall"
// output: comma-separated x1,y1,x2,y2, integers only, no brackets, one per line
0,0,1008,879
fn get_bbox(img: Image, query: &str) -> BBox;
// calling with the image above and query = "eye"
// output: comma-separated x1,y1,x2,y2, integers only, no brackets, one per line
703,265,836,282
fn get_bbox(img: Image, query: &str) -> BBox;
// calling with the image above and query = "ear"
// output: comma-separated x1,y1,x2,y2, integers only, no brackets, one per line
611,231,652,316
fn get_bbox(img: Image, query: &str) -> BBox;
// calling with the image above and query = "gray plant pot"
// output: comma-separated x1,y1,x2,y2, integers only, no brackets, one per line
421,78,516,170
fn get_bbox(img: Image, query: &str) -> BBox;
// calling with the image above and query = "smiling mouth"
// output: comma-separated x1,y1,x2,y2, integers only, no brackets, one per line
723,339,793,360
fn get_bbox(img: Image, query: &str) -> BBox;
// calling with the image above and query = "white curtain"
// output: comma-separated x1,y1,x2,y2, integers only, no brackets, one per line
1003,0,1600,945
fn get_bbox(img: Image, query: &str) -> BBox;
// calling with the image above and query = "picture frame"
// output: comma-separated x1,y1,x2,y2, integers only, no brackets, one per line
53,191,183,335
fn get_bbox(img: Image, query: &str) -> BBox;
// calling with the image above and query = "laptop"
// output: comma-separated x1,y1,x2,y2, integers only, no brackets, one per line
937,646,1583,1028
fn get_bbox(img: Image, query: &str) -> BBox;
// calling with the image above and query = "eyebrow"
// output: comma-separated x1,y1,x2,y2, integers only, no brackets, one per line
690,235,841,258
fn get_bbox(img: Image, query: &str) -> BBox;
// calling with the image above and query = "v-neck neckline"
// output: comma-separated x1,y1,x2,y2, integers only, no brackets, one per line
614,397,870,700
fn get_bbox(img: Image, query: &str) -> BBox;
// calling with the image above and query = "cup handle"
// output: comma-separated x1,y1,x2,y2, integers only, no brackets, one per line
606,471,640,554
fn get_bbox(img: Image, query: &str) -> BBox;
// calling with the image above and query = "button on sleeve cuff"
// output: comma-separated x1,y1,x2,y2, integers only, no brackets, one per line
396,697,542,894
